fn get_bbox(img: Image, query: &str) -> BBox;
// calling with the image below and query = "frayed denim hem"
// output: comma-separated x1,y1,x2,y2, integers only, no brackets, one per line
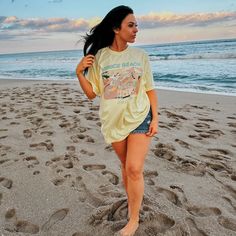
130,129,148,134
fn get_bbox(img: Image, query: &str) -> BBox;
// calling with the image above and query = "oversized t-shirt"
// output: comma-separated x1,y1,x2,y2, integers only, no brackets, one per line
86,46,155,144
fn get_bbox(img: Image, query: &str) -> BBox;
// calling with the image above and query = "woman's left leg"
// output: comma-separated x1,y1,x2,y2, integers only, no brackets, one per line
118,133,151,235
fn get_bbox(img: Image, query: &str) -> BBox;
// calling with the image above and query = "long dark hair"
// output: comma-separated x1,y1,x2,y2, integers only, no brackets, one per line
83,5,133,57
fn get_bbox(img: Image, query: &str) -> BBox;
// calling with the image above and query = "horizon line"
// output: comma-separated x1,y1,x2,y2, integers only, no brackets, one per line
1,37,235,56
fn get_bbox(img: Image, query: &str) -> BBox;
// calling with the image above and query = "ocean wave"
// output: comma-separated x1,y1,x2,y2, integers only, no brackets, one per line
153,73,236,87
150,52,236,61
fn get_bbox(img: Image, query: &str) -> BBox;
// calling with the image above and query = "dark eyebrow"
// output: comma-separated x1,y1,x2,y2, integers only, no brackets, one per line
128,21,138,25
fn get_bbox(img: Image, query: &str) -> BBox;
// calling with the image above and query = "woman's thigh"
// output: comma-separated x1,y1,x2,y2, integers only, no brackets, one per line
111,138,128,165
126,133,151,171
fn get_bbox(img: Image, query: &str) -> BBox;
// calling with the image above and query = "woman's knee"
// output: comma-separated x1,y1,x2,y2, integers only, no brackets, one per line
126,165,143,181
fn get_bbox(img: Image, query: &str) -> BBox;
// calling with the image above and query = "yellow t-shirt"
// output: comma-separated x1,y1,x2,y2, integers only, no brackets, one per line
86,46,155,144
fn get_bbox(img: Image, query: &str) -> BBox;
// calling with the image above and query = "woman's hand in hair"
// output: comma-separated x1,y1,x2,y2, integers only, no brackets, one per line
76,55,95,75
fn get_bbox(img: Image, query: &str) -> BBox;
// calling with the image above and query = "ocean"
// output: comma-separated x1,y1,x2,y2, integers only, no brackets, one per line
0,38,235,96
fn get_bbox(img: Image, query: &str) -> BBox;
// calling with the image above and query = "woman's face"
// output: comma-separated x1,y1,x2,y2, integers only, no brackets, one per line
115,14,138,43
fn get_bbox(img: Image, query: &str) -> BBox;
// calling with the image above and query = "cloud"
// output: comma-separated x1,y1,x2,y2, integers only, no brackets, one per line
137,11,236,28
0,16,89,32
0,11,235,35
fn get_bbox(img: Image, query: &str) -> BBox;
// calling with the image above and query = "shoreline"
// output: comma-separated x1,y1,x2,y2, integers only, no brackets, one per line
0,78,235,98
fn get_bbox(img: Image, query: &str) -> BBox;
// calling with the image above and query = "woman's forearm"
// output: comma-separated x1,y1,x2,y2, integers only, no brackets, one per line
146,89,158,121
76,72,96,100
76,54,97,100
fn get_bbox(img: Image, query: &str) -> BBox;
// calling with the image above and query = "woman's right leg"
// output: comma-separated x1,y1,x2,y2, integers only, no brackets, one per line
112,138,129,209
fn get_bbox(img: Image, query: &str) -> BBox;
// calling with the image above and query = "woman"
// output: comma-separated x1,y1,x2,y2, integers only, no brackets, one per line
76,5,158,236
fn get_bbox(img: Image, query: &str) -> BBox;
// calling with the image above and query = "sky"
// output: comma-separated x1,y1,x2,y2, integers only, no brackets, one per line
0,0,236,54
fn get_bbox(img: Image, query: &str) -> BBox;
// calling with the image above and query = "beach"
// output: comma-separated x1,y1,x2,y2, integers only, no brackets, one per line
0,78,235,236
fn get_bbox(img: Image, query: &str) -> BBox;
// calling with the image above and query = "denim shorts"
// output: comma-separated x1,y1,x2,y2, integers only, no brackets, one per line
130,109,152,134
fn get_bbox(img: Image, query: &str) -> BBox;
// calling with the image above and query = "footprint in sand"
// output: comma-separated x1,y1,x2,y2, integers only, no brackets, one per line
186,205,221,217
89,198,128,226
10,121,20,125
175,138,190,149
80,149,94,156
228,122,236,128
188,134,203,140
194,122,210,129
98,184,124,198
218,216,236,232
0,177,13,189
30,139,54,151
96,121,101,127
152,143,178,162
176,158,206,177
72,232,90,236
85,112,100,121
83,164,119,186
222,196,236,214
44,105,58,110
143,212,175,236
170,184,188,204
105,145,113,152
184,217,208,236
156,186,183,207
71,176,87,202
33,170,40,175
227,116,236,120
231,174,236,181
205,160,232,174
0,159,10,165
23,156,39,168
73,109,81,114
59,121,72,128
194,129,224,139
41,208,69,232
67,145,76,152
46,153,79,170
0,135,8,140
90,106,99,111
71,134,95,143
23,129,32,138
51,178,66,186
40,130,54,136
144,170,158,186
198,118,215,122
4,208,39,234
207,148,232,159
158,123,172,130
0,144,11,153
102,170,119,185
0,128,8,132
71,176,104,206
83,164,106,171
164,110,187,121
27,116,44,127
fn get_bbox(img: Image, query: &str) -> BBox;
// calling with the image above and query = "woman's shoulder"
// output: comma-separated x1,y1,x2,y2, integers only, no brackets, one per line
129,46,147,56
95,47,110,61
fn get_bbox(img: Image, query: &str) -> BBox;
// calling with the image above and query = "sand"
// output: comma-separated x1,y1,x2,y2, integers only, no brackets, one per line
0,79,235,236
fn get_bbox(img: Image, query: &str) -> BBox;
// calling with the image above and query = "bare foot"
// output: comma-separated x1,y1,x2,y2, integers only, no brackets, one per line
115,220,139,236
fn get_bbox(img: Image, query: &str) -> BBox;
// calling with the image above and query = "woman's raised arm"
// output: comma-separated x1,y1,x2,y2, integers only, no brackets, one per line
76,55,96,100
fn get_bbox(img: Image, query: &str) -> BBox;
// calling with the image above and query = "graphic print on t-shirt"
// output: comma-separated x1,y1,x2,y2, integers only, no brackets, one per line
102,67,142,100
